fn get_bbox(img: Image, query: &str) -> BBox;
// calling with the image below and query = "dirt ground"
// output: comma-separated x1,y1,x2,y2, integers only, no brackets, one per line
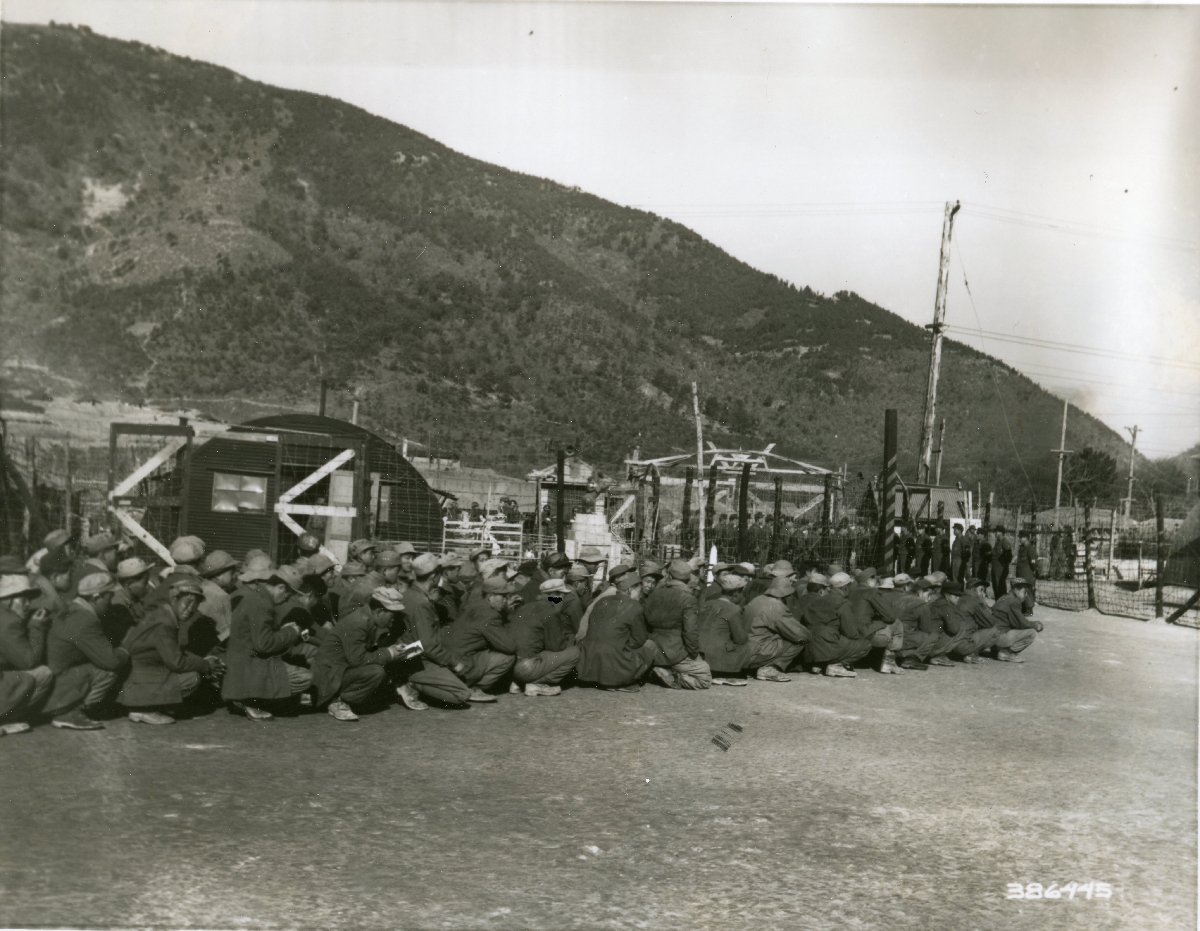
1,604,1196,931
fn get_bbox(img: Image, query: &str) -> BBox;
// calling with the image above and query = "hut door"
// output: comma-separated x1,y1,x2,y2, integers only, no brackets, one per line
324,471,355,564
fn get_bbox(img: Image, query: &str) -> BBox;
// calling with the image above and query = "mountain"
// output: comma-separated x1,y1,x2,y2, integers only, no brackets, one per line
0,23,1157,498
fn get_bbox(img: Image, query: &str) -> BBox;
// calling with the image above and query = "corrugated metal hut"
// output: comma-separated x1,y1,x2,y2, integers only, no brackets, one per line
182,414,442,564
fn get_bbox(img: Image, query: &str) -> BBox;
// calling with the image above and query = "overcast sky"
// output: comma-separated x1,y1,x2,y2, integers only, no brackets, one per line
7,0,1199,459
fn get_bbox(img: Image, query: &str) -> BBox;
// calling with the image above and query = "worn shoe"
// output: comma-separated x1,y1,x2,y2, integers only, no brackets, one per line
525,683,562,697
928,656,956,667
995,649,1026,664
651,666,681,689
613,683,643,693
755,666,792,683
899,656,929,670
299,692,314,708
878,649,903,674
230,701,274,721
711,677,748,687
396,684,430,710
823,663,857,678
51,709,105,730
327,701,359,722
128,711,176,726
468,689,498,703
0,722,32,736
509,681,523,694
963,653,985,664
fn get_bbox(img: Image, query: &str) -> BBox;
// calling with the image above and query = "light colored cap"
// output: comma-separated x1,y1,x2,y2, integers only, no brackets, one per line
576,545,605,564
375,551,403,568
766,560,796,578
199,550,239,577
482,575,516,595
480,558,509,578
892,573,914,585
829,572,854,588
394,542,417,556
168,535,206,564
340,561,367,578
877,577,896,590
0,575,40,600
539,578,570,595
412,552,440,577
297,533,321,553
566,564,592,582
667,558,694,581
766,576,795,597
78,572,119,597
807,572,831,588
165,573,204,596
371,586,407,611
116,557,152,580
43,529,71,550
305,554,336,576
438,552,464,569
273,564,305,593
84,532,119,555
349,539,378,556
238,553,277,583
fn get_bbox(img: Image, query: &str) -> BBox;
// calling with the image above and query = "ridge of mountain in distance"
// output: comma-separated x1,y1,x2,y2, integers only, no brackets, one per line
0,23,1146,497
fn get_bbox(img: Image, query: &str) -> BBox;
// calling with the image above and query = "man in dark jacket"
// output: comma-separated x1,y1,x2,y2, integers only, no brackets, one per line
221,563,312,721
577,565,658,691
931,581,996,663
743,575,810,682
991,526,1013,598
1016,531,1038,615
396,553,473,709
950,525,965,583
508,578,580,696
439,574,518,703
0,575,54,734
698,563,753,685
890,578,939,670
991,577,1041,662
848,567,904,675
45,572,130,730
642,559,712,690
312,586,420,721
802,572,874,677
119,573,223,725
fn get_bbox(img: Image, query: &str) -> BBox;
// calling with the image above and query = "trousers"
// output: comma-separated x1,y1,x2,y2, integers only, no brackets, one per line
896,628,937,661
338,664,387,705
47,665,120,715
869,620,905,652
463,651,516,690
995,628,1037,654
514,647,580,685
657,654,713,689
991,562,1009,599
405,661,472,705
746,637,807,673
930,629,969,659
949,628,999,658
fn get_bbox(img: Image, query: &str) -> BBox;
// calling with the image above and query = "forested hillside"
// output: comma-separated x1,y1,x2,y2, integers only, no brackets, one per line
0,23,1152,495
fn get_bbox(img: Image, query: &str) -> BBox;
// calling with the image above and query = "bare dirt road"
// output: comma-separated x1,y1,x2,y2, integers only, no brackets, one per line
1,605,1195,930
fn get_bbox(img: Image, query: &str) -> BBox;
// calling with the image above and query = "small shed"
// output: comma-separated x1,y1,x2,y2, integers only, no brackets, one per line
181,414,442,564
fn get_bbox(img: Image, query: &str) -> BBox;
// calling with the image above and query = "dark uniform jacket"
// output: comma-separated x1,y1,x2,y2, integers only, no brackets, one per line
311,606,396,704
801,590,862,664
896,595,937,635
743,594,809,651
401,586,463,669
119,602,210,707
508,599,573,658
0,606,47,671
846,584,894,638
46,598,131,711
958,592,996,629
559,590,585,637
643,579,700,665
992,593,1037,632
698,595,750,675
440,599,515,659
577,591,655,686
928,596,969,636
221,584,300,702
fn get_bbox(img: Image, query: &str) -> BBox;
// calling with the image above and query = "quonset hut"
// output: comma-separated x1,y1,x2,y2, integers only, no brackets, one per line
182,414,442,565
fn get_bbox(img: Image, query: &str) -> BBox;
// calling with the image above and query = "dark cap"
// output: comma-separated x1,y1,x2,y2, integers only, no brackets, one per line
942,581,965,596
517,559,540,576
543,552,571,571
964,577,987,590
40,545,73,576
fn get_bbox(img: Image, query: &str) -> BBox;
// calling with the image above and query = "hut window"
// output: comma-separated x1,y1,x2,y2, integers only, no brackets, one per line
212,472,268,513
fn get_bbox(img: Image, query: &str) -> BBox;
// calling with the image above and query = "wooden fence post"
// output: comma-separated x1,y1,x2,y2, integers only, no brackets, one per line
737,462,752,562
1084,503,1096,610
1155,494,1165,619
681,468,693,556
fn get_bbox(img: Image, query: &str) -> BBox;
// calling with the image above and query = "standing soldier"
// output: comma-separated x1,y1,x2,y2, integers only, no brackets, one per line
991,525,1013,599
949,524,965,583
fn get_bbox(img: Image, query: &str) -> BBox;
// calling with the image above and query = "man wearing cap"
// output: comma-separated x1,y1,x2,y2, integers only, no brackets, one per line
296,532,322,562
577,564,659,691
990,577,1041,662
574,546,606,605
560,564,594,637
743,573,810,682
168,535,207,574
0,575,55,734
991,526,1012,599
221,563,313,720
119,573,224,725
847,568,904,675
460,546,492,593
933,580,997,664
71,531,121,592
642,559,711,690
639,562,663,601
698,564,753,685
1016,531,1038,616
436,553,467,621
187,550,238,657
312,586,421,721
744,560,797,605
44,572,130,729
508,578,581,696
329,560,367,620
395,553,472,708
439,574,518,702
800,573,872,677
893,579,955,668
375,550,405,587
348,539,379,570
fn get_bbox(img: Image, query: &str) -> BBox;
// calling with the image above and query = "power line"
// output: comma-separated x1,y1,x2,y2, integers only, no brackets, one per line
959,202,1200,254
943,325,1200,372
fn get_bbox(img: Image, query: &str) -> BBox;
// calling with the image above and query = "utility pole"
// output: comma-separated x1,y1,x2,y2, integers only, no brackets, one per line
1124,425,1139,520
918,200,961,483
933,419,946,485
692,382,706,559
1052,400,1071,528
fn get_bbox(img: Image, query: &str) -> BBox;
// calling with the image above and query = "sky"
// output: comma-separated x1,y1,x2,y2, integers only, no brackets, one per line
6,0,1200,459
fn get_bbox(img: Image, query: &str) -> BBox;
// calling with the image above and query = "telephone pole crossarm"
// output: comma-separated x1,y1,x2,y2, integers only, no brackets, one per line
917,199,961,483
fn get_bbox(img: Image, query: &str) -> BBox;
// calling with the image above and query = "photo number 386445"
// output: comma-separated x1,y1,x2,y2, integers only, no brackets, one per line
1006,882,1113,901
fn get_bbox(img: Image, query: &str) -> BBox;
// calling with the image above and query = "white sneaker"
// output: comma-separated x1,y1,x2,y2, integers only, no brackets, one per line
755,666,791,683
509,682,523,694
468,689,497,703
396,684,429,710
822,663,857,678
327,701,359,722
524,683,562,697
0,722,31,736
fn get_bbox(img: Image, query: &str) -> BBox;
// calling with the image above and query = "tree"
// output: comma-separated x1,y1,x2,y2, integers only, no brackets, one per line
1064,447,1117,503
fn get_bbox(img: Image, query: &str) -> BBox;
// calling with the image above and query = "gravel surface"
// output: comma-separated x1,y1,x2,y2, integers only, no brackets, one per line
1,604,1195,930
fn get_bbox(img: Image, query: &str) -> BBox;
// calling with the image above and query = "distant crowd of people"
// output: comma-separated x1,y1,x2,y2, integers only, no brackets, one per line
0,525,1043,735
